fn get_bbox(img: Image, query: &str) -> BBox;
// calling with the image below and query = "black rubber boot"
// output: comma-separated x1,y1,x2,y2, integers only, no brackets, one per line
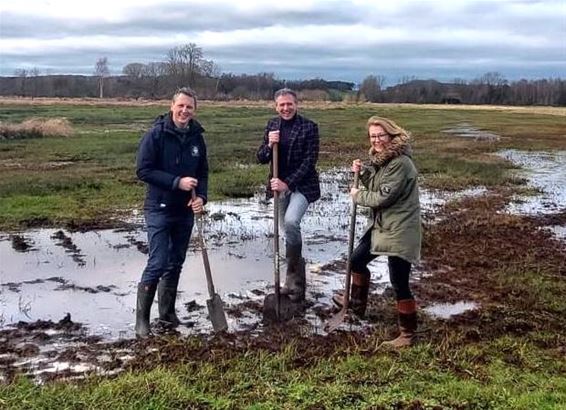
135,283,157,338
281,243,306,303
331,272,370,317
157,281,180,328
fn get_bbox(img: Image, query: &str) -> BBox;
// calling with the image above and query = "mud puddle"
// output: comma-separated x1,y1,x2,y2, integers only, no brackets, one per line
0,170,500,381
0,170,489,338
548,225,566,241
0,171,388,337
442,123,500,141
497,150,566,221
423,301,478,319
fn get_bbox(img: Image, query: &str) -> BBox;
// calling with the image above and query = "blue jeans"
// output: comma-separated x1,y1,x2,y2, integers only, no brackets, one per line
140,209,194,286
278,191,309,247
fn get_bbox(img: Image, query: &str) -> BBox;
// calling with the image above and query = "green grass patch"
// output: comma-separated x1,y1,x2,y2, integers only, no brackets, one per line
2,338,564,409
0,102,563,229
210,165,266,199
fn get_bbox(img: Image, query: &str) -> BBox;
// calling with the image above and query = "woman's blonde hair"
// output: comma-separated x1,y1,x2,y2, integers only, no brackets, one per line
366,116,410,140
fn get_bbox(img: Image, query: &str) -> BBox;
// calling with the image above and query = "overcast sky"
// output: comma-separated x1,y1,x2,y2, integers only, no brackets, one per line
1,0,565,84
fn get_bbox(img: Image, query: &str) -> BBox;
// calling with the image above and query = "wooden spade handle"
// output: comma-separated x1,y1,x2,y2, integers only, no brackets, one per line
192,190,215,298
342,170,360,311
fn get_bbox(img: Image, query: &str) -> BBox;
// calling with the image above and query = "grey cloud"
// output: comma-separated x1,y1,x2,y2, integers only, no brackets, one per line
207,39,565,82
1,3,363,39
2,33,564,80
362,0,565,38
2,40,563,82
1,1,564,80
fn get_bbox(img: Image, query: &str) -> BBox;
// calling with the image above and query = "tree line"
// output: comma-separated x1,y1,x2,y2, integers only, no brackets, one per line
3,43,565,106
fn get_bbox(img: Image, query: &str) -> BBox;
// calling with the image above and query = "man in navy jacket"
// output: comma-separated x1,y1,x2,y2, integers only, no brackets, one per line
135,87,208,338
257,88,320,303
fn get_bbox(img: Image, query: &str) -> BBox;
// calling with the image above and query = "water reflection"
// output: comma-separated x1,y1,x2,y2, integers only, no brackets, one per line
497,150,566,215
0,169,500,338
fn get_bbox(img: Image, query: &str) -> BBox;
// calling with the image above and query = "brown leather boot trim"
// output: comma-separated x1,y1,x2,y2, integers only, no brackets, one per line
352,272,370,287
397,299,416,314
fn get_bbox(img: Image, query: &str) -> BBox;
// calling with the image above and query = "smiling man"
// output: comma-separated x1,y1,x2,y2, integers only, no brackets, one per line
257,88,321,304
135,87,208,338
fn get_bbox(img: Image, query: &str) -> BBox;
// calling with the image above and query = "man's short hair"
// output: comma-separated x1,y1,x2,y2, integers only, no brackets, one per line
274,88,297,102
173,87,198,108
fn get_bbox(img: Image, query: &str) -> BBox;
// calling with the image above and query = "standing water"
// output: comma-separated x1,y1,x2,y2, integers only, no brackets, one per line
0,170,473,339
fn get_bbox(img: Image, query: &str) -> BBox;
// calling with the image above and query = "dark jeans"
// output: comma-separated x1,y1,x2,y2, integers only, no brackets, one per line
140,208,194,286
350,232,413,300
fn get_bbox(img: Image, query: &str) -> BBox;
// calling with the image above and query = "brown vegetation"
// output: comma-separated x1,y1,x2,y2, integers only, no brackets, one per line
1,97,565,116
0,117,73,140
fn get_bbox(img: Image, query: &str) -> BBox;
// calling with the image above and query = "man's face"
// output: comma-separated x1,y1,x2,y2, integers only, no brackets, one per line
275,94,297,120
170,94,196,128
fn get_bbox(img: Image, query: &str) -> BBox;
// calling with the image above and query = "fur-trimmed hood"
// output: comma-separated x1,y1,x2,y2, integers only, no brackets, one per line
368,133,412,166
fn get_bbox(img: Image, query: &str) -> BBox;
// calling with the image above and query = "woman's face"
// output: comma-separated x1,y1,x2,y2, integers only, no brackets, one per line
368,125,391,152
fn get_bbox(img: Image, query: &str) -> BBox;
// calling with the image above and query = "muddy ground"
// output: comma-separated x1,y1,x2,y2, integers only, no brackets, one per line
1,150,565,384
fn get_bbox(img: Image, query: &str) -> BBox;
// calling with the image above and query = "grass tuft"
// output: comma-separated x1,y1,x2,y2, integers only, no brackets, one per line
0,117,74,140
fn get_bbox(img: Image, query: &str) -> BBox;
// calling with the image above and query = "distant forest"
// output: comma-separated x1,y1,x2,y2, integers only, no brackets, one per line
2,43,565,106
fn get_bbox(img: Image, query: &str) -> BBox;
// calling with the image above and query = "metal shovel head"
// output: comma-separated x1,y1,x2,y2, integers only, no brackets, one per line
207,293,228,332
324,308,347,333
262,293,299,323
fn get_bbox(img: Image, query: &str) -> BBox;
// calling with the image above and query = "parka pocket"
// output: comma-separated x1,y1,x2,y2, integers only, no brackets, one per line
372,209,383,228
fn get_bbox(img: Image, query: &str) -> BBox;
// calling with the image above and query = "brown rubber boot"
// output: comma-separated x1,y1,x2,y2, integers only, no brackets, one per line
381,299,417,348
331,272,370,317
281,243,306,303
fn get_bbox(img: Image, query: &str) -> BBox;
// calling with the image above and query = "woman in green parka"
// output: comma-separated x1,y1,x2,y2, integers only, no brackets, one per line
333,116,422,347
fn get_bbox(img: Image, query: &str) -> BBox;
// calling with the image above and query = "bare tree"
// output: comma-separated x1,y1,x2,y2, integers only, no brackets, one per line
200,60,222,95
479,71,507,87
473,72,508,104
94,57,110,98
199,59,221,78
143,62,168,98
14,68,28,96
29,67,41,99
122,63,145,80
359,75,385,102
122,63,145,97
166,43,203,86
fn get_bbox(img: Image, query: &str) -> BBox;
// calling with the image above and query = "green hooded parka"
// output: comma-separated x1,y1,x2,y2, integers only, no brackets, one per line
354,133,422,264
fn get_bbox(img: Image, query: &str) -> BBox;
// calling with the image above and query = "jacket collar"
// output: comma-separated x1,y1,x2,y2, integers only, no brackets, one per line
154,112,205,137
368,133,412,166
274,113,303,130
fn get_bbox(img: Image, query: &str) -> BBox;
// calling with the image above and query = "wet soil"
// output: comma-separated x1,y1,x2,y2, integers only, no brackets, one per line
1,156,565,384
9,235,36,252
2,191,564,384
15,216,140,231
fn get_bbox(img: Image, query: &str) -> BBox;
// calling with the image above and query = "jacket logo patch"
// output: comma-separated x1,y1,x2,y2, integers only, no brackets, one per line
191,146,200,157
381,185,391,194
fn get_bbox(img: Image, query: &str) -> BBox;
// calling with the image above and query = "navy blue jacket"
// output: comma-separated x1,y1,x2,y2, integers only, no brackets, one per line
257,114,320,203
136,113,208,212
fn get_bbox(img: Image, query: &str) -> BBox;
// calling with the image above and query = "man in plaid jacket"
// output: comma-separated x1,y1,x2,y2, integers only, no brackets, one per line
257,88,321,303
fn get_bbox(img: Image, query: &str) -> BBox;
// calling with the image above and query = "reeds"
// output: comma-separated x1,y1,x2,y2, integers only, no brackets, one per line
0,117,73,140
